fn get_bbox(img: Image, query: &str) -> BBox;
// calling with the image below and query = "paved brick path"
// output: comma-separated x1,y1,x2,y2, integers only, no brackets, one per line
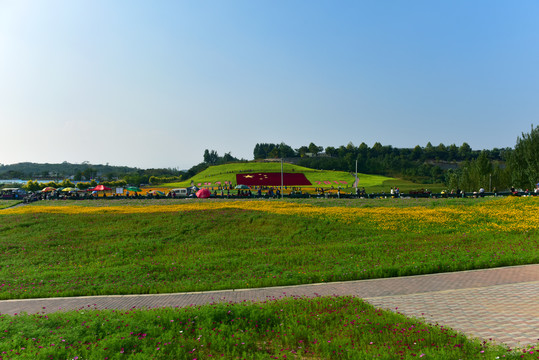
1,264,537,348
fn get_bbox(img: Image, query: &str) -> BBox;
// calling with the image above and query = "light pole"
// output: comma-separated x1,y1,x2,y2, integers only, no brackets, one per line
355,160,358,192
281,158,284,199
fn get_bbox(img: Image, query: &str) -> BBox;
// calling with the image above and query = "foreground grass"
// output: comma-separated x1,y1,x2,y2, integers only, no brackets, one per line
0,197,537,300
0,296,535,359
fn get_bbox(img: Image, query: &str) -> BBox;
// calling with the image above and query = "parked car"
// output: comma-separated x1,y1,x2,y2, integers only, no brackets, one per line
171,188,190,197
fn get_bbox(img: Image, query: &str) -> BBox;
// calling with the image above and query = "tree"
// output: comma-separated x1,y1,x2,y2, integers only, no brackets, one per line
60,179,75,188
458,142,472,160
509,125,539,189
475,151,492,182
447,144,459,161
278,142,296,158
203,149,219,165
424,142,435,159
308,142,323,156
222,152,236,163
297,146,309,157
268,147,280,158
325,146,337,157
24,180,41,192
435,143,447,161
82,167,97,180
370,142,383,157
411,145,423,161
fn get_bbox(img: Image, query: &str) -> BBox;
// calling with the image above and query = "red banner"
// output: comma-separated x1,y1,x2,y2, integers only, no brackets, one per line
236,173,312,186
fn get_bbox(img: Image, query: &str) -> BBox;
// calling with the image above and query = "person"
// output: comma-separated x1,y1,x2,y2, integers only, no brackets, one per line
479,188,485,197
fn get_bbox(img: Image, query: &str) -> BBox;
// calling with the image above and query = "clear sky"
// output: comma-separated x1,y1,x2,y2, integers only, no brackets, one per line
1,1,538,169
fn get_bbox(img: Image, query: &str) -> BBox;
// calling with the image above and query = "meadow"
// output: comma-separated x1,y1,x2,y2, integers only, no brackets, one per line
1,197,538,359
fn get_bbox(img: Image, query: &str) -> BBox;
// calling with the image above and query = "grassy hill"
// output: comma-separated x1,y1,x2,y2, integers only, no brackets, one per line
163,162,445,193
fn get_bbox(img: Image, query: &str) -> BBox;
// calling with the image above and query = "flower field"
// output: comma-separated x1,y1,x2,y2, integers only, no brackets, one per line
0,296,536,359
0,197,537,300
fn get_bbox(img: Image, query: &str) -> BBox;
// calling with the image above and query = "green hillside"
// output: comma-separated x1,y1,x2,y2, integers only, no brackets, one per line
164,162,445,193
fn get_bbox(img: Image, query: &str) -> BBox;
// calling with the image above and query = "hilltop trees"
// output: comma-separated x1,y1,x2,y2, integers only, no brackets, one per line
203,149,240,165
509,125,539,189
252,141,512,188
253,143,295,159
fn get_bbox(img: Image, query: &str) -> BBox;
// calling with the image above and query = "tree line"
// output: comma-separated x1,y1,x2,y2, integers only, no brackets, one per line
253,141,511,189
251,126,539,191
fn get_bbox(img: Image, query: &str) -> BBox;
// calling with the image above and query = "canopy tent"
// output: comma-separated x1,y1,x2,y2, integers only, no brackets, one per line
90,185,112,191
196,188,211,198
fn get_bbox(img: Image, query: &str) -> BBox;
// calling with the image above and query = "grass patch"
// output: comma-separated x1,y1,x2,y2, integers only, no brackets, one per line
0,200,22,210
0,296,534,359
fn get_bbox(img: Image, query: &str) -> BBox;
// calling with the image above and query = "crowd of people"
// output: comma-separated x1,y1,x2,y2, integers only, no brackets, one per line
2,183,538,203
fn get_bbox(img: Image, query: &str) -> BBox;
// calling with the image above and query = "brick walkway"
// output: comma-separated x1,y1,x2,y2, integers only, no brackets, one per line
0,264,537,348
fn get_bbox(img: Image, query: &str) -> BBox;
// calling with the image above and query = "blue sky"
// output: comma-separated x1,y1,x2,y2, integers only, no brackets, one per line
1,1,538,169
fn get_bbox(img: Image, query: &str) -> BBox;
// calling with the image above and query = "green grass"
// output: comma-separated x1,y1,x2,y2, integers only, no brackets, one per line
1,296,534,359
1,199,538,358
0,200,22,209
0,199,537,300
164,162,445,192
